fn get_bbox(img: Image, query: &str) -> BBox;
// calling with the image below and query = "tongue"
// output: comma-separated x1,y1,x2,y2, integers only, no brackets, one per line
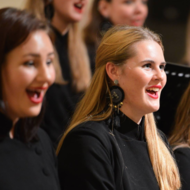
27,91,39,99
146,90,155,95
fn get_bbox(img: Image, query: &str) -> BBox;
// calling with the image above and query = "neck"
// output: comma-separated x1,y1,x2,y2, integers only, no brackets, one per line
51,13,70,35
120,105,142,124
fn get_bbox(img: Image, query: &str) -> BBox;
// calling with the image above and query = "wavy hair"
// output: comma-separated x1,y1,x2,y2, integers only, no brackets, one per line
57,26,181,190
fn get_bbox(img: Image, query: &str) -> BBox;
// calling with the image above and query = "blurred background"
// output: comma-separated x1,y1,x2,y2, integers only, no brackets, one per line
1,0,189,64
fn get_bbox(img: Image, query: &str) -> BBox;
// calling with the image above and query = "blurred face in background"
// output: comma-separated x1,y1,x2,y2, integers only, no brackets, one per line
52,0,89,23
99,0,148,26
2,30,55,122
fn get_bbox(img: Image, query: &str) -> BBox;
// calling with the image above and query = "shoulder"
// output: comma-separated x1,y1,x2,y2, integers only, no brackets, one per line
174,147,190,159
36,128,54,150
60,120,114,156
67,120,112,143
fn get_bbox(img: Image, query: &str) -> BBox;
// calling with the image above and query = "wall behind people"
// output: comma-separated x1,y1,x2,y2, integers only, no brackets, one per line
0,0,25,8
146,0,189,64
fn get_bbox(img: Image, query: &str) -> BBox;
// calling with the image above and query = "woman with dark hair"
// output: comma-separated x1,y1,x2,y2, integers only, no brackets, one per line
0,7,60,190
57,26,180,190
24,0,92,145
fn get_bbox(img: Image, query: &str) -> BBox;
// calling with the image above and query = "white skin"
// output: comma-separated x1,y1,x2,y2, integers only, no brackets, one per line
99,0,148,26
106,40,167,124
2,30,55,136
51,0,89,34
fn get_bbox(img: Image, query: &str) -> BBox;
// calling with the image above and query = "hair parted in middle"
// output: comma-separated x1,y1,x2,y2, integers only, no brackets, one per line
24,0,91,92
57,25,181,190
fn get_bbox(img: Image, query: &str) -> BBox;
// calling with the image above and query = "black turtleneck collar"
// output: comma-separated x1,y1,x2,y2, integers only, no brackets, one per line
117,113,146,142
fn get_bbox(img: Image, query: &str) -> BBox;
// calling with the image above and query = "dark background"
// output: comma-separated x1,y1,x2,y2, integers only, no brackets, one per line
146,0,190,64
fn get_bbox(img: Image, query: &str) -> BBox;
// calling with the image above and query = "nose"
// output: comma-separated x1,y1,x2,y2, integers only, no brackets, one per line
153,67,165,81
37,63,55,86
134,1,147,14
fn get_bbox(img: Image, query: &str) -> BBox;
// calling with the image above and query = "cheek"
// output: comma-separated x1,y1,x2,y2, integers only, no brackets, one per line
50,68,56,85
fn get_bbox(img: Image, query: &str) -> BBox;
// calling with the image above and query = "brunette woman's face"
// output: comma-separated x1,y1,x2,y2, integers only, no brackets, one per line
2,30,55,121
102,0,148,26
118,40,166,118
53,0,88,23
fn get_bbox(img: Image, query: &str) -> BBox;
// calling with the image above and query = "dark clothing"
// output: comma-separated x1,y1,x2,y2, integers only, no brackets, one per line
42,28,83,145
58,114,166,190
174,148,190,190
0,112,60,190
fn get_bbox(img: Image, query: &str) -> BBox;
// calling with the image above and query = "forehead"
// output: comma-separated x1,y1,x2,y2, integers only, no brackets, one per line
7,30,53,57
130,40,164,60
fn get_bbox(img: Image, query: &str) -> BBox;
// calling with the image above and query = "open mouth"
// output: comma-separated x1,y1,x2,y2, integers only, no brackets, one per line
26,89,43,104
74,3,84,12
146,88,160,99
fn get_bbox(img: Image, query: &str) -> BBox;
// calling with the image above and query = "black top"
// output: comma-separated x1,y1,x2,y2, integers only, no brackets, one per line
58,113,168,190
0,112,60,190
42,28,83,145
174,148,190,190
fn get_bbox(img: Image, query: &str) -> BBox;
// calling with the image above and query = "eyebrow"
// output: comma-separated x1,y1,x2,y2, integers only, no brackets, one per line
23,52,54,57
140,59,167,65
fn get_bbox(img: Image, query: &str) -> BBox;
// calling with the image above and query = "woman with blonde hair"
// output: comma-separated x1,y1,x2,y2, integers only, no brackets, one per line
169,83,190,190
24,0,91,145
57,26,181,190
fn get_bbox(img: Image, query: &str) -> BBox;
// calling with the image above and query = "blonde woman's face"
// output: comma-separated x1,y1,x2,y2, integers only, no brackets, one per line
106,0,148,26
53,0,89,23
118,40,166,117
2,31,55,121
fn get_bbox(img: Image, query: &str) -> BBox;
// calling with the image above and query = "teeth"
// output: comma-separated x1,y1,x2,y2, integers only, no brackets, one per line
147,88,159,92
75,3,82,8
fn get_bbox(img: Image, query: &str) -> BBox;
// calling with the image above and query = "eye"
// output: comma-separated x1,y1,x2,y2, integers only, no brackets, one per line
124,0,133,5
24,60,34,67
143,63,152,69
142,0,148,5
46,59,53,65
160,64,166,70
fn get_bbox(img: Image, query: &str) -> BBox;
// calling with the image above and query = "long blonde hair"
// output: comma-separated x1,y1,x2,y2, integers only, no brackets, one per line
57,26,181,190
169,82,190,150
24,0,91,92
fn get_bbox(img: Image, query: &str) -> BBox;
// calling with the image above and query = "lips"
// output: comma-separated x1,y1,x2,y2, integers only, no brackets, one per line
26,87,47,104
146,85,162,99
74,2,84,13
130,18,145,26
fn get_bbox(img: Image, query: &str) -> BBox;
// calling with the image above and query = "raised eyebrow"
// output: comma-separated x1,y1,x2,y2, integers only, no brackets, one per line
47,52,54,56
140,60,167,65
23,52,54,57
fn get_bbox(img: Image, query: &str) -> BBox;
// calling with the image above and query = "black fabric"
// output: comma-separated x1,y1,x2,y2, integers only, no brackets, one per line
41,28,83,145
58,113,168,190
0,112,60,190
174,148,190,190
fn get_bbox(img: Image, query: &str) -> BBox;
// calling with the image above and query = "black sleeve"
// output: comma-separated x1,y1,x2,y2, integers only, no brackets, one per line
57,125,116,190
174,148,190,190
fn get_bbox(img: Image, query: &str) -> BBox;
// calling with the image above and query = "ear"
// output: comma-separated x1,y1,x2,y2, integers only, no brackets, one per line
98,0,111,18
106,62,120,82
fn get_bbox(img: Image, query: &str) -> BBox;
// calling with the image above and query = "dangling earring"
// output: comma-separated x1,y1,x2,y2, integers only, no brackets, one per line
110,79,124,111
109,80,124,130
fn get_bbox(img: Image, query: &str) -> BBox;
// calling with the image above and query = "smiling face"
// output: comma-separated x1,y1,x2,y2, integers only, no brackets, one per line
117,40,166,121
2,30,55,122
52,0,88,23
101,0,148,26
